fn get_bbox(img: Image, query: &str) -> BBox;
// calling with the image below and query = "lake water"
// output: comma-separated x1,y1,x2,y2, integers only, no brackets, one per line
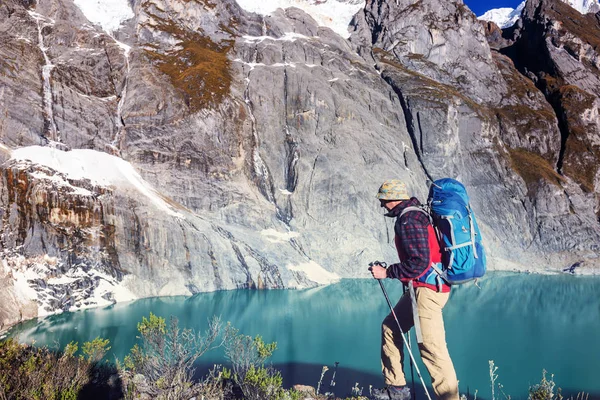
7,272,600,399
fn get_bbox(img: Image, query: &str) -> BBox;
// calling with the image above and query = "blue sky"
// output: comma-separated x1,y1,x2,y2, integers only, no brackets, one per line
463,0,522,16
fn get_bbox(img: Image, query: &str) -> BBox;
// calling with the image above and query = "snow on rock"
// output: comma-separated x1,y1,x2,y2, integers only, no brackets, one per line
1,251,136,318
261,228,300,243
28,169,94,196
287,260,340,285
479,0,600,28
242,32,315,43
11,146,182,217
235,0,365,38
478,2,525,29
73,0,134,33
565,0,600,13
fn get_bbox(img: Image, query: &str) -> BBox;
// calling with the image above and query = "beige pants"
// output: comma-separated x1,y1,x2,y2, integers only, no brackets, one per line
381,287,459,400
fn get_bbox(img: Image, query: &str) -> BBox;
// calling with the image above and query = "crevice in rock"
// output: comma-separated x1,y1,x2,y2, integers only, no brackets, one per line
231,242,254,288
202,229,222,288
278,67,299,226
382,75,434,182
283,69,299,195
242,46,278,208
546,93,569,174
416,111,424,153
305,147,321,219
244,244,284,289
176,219,192,275
103,43,118,96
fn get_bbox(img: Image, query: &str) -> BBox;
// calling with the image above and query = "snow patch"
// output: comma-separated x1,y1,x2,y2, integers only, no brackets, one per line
29,170,94,196
73,0,134,33
261,228,300,243
564,0,600,13
11,146,182,217
478,3,524,29
3,250,138,318
479,0,600,28
235,0,364,39
288,260,340,285
243,32,314,43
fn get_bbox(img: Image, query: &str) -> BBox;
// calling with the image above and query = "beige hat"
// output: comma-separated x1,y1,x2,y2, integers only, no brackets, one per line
376,180,410,200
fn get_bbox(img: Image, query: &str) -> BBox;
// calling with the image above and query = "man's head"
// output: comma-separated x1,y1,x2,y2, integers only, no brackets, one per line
376,180,410,211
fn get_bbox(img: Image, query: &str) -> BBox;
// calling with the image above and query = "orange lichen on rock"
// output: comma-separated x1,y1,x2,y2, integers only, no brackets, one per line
508,147,565,196
143,15,233,112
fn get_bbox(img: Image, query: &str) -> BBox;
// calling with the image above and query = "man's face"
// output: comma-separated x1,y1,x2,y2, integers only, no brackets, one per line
380,199,400,211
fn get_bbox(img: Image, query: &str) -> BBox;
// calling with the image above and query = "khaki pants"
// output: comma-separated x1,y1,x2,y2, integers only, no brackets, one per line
381,287,459,400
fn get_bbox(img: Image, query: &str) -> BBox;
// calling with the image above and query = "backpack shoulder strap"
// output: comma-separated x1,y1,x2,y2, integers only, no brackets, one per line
400,205,432,224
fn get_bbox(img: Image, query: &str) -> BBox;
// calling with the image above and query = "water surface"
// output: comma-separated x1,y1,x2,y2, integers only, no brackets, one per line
9,273,600,399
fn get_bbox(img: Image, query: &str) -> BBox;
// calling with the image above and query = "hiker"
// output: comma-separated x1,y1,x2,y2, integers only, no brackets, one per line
369,179,459,400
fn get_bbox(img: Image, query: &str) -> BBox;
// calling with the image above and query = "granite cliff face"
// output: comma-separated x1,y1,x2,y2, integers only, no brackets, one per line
0,0,599,330
351,0,599,269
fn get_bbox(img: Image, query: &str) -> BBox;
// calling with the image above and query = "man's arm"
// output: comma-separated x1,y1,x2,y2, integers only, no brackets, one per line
386,215,431,281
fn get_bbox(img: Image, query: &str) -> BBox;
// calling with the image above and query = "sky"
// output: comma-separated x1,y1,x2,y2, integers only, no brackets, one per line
463,0,522,16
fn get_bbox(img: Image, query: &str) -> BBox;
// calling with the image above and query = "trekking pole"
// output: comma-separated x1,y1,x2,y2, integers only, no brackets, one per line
377,278,433,400
402,284,417,400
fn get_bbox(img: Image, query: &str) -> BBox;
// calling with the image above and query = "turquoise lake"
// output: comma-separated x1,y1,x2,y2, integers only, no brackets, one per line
7,272,600,399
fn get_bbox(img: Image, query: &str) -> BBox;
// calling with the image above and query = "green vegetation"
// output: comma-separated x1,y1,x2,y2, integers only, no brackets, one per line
0,315,587,400
0,336,117,399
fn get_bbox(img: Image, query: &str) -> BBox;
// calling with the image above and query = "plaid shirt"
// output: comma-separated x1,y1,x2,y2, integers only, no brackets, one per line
385,198,431,281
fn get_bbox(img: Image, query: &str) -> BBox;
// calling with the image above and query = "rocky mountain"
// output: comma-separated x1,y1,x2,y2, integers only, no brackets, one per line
0,0,599,331
479,0,600,28
478,2,526,29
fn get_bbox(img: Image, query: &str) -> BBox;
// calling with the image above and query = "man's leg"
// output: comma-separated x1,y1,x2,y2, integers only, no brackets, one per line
416,288,459,400
381,292,414,386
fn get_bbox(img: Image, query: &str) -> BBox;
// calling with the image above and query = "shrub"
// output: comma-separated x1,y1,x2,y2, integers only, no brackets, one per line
120,312,224,399
82,337,111,363
0,337,119,400
224,327,284,400
243,365,284,400
529,370,563,400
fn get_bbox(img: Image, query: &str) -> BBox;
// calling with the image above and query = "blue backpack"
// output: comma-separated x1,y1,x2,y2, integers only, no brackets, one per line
427,178,486,284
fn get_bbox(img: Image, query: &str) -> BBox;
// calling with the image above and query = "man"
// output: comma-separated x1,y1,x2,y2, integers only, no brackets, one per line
369,180,458,400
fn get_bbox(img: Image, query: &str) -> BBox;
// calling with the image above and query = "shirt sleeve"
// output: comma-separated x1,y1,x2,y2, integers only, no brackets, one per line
386,215,431,281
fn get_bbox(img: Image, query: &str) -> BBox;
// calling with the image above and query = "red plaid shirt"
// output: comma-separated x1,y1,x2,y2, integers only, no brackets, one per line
385,198,433,281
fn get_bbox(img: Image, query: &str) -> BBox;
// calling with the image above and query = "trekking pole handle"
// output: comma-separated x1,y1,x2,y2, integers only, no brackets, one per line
368,261,388,268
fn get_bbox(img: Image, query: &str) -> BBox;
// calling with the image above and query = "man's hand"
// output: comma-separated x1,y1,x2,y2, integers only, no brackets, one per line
369,264,388,279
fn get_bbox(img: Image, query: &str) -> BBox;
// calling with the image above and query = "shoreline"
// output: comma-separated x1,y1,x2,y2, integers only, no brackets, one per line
2,268,599,338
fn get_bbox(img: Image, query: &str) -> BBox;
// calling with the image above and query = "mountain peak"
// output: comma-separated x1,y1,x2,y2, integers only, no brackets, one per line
235,0,365,38
478,0,600,28
478,2,525,29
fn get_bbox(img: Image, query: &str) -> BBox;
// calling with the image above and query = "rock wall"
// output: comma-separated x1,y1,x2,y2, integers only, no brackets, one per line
1,0,599,330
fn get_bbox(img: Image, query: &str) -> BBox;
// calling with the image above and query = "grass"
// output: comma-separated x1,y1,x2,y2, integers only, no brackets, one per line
508,147,565,196
542,0,600,54
141,5,234,112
